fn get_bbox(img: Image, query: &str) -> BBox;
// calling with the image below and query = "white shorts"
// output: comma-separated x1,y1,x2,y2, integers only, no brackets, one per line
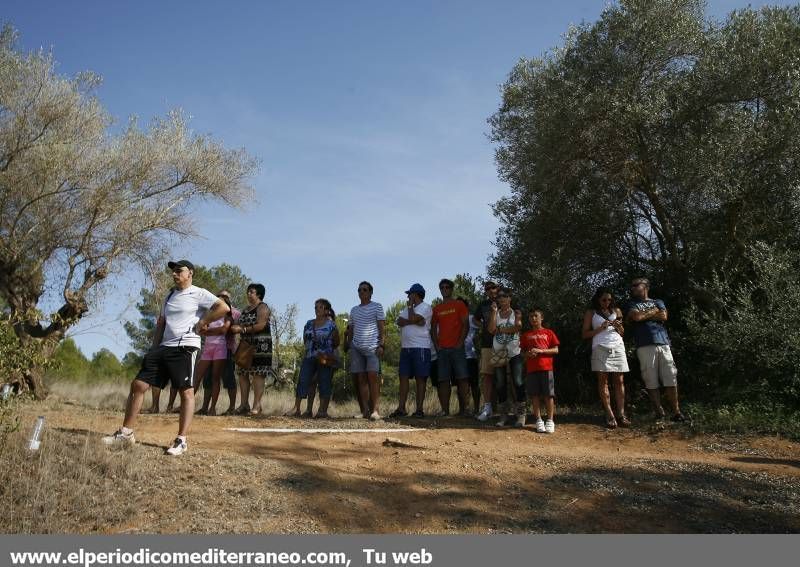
636,345,677,389
591,344,629,373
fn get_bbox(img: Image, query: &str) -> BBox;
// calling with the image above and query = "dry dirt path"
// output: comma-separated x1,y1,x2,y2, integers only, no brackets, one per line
30,403,800,533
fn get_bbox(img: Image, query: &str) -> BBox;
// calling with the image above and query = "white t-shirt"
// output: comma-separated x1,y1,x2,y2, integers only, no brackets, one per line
160,285,219,349
397,301,433,349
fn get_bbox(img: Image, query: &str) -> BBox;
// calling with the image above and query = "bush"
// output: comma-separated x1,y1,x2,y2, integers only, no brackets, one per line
681,245,800,407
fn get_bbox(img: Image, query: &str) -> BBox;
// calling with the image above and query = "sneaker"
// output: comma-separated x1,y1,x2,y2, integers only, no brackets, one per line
535,418,546,433
476,406,492,422
388,409,408,418
369,412,382,421
101,429,135,446
514,414,526,428
412,410,425,418
165,437,187,456
545,419,555,434
496,414,510,427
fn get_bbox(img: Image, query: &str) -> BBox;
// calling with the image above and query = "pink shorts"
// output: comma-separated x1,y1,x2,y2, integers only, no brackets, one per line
200,341,228,361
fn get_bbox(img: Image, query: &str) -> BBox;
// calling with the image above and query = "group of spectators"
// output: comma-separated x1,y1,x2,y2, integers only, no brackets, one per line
103,260,684,456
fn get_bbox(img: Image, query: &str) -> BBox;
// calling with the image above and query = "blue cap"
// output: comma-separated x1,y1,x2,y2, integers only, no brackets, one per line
405,283,425,295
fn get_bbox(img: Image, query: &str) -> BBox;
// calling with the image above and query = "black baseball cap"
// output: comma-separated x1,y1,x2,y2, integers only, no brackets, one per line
168,259,194,271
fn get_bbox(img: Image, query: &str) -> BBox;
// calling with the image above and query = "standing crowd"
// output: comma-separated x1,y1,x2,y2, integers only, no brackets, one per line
104,261,685,455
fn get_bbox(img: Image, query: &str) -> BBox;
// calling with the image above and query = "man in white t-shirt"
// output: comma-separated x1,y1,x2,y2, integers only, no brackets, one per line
389,283,433,418
103,260,230,455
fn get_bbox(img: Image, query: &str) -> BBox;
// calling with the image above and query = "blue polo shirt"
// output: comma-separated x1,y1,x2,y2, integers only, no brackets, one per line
623,298,670,347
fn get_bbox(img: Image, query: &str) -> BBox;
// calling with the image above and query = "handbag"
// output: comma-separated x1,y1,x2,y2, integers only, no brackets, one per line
490,347,510,367
234,339,256,369
316,350,342,368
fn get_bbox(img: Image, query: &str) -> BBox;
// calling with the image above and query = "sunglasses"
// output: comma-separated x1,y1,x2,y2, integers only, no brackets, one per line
358,287,370,292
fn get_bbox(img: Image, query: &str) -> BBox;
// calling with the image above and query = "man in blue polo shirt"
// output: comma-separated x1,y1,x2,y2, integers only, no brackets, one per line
623,277,686,422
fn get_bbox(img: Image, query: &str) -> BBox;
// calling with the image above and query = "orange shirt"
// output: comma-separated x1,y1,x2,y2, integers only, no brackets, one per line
432,301,468,348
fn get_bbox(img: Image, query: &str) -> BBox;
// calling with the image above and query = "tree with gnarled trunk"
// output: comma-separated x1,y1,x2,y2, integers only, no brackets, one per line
0,26,258,398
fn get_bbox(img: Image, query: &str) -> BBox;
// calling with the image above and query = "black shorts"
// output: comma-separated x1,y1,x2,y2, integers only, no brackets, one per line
525,370,555,398
137,345,199,390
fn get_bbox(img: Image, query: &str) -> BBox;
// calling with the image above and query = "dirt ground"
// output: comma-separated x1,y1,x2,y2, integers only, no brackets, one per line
27,402,800,534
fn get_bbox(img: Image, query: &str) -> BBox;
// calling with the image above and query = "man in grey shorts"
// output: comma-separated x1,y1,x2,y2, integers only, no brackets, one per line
344,281,386,421
623,277,686,422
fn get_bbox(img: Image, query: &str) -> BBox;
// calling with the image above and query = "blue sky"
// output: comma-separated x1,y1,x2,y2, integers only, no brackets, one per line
4,0,790,358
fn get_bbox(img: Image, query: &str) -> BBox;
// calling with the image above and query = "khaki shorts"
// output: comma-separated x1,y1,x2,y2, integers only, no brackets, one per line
636,345,677,389
479,347,494,375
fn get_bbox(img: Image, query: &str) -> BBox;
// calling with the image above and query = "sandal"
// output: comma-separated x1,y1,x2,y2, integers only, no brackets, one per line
235,405,250,415
314,412,329,419
606,415,618,429
618,414,631,427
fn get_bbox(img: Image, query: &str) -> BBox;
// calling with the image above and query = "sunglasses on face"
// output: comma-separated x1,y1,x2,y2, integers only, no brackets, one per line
358,287,370,292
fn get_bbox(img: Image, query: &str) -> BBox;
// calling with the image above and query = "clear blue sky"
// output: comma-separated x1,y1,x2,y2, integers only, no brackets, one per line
3,0,789,359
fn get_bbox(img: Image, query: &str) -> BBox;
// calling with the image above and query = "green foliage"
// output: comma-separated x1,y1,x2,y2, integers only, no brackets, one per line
681,244,800,404
0,318,47,386
48,338,90,381
682,401,800,440
489,0,800,406
48,339,133,383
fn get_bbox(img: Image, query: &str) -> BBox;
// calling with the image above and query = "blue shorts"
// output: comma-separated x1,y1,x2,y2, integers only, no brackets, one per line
437,346,468,383
399,348,431,379
296,356,333,399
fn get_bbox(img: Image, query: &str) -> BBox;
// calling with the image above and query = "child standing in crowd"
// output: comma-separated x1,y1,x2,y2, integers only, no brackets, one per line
520,308,560,433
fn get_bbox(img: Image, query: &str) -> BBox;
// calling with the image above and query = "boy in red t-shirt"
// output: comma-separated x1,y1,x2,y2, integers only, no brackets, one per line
520,308,560,433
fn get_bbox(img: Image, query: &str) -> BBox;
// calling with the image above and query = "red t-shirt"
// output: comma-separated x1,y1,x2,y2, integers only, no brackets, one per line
432,301,468,349
520,328,560,372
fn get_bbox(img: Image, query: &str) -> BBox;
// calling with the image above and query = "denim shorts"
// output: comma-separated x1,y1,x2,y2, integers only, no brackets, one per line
437,346,468,383
399,348,431,378
349,345,380,373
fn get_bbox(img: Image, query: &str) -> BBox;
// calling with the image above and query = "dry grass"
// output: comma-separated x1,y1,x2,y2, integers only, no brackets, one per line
0,424,145,533
47,379,452,417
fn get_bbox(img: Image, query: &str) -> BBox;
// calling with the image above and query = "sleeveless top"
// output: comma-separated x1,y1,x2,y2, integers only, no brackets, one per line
591,311,625,349
239,303,273,371
492,309,521,357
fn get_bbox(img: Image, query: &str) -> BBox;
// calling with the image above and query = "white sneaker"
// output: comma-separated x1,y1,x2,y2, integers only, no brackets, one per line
545,419,555,434
535,418,546,433
369,412,382,421
101,429,135,446
514,414,526,428
476,406,492,422
496,414,510,427
165,437,187,455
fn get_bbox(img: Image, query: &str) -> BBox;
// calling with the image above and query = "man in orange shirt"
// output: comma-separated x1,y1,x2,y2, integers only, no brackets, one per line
431,278,470,416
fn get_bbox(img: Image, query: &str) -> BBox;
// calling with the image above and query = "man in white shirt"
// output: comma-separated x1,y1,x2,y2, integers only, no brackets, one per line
103,260,230,455
389,283,433,418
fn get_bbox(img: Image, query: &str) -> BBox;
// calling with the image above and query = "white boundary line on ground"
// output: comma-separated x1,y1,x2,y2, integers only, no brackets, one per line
225,428,420,434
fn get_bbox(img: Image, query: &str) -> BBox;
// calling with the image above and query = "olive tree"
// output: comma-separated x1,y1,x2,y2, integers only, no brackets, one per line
489,1,800,403
0,26,258,397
